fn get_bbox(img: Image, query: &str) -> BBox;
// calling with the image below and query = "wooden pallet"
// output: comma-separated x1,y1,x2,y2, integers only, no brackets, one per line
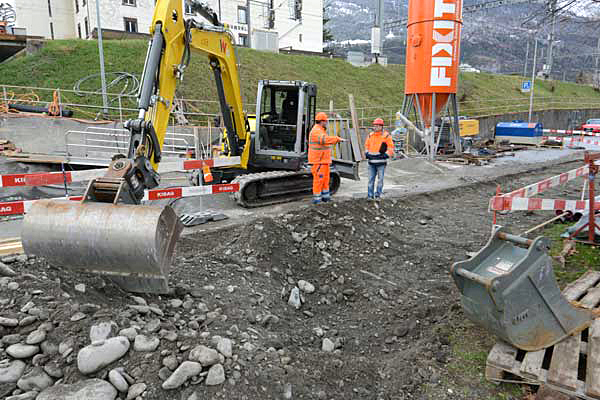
487,270,600,399
0,238,23,256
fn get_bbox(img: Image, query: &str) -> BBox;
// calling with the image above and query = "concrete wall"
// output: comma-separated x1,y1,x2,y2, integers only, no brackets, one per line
476,109,600,139
15,0,76,39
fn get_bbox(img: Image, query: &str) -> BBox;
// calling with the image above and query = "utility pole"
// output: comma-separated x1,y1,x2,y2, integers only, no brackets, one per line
95,0,108,117
544,0,557,79
371,0,384,64
246,0,252,48
528,36,538,123
523,35,530,77
595,37,600,89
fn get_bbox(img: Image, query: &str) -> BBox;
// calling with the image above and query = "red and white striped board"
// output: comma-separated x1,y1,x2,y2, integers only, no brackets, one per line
490,196,600,212
143,183,240,201
543,136,600,146
0,156,241,189
0,183,239,217
543,129,600,137
503,164,589,198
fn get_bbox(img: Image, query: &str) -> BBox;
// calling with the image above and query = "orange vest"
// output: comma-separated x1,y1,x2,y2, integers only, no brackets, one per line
365,130,394,163
308,124,341,164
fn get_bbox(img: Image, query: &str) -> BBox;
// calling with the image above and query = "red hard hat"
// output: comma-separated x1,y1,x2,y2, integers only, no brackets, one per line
316,112,328,122
373,118,384,126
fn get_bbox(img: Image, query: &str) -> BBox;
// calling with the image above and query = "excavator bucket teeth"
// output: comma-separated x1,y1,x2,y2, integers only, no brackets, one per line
451,225,593,352
22,199,183,294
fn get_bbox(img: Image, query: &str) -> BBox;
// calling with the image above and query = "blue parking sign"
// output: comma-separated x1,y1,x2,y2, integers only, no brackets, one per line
521,81,532,91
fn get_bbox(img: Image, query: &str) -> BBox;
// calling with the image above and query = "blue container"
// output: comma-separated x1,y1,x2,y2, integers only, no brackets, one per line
495,122,543,138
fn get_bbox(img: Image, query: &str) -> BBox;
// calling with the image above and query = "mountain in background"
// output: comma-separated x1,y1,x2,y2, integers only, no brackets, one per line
326,0,600,82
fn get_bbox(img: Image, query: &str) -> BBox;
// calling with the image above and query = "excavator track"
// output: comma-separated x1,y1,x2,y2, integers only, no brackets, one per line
232,170,341,208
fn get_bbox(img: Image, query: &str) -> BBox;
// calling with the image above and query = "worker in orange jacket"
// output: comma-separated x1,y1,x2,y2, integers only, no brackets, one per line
308,112,345,204
365,118,394,200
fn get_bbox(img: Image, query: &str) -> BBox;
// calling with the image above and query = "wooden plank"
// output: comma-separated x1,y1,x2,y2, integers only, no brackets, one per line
563,271,600,302
580,288,600,309
586,319,600,398
487,342,519,371
0,239,23,256
520,349,546,380
485,364,505,381
348,94,364,161
547,334,581,391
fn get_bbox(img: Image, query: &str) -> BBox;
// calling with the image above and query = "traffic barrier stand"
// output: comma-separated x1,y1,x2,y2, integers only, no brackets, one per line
489,152,600,243
0,183,240,217
0,156,241,188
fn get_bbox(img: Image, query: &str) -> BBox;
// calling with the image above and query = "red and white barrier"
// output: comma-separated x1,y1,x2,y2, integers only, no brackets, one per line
0,157,242,189
503,164,589,198
490,196,599,212
543,129,600,137
543,136,600,146
0,183,240,217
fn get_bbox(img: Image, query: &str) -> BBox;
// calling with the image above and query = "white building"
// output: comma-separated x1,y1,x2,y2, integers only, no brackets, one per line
13,0,323,52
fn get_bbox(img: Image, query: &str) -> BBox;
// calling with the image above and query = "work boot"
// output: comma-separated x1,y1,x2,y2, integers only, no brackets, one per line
312,199,322,205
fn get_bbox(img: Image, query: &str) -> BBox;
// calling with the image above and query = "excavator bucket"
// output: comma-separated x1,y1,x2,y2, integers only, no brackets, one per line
451,225,593,351
22,199,183,294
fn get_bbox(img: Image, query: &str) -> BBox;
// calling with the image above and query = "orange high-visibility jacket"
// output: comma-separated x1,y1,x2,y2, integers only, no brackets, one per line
365,130,394,164
308,124,342,164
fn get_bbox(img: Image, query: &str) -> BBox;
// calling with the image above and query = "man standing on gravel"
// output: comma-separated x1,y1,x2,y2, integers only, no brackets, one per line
365,118,394,200
308,112,345,204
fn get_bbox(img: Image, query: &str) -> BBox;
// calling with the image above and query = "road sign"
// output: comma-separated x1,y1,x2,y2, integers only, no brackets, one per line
521,80,532,92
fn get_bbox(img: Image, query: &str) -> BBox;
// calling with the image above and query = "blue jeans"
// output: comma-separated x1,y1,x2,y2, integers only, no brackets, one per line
368,163,386,198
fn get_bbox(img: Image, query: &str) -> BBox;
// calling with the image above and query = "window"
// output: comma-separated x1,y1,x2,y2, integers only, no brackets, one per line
82,0,85,6
184,0,193,14
237,6,247,24
238,34,248,47
122,0,136,6
49,22,54,39
75,0,78,13
47,0,52,17
77,23,81,38
299,33,302,43
124,18,138,33
84,17,89,37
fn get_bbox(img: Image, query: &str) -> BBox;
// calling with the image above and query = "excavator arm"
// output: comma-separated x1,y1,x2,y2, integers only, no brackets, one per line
21,0,249,294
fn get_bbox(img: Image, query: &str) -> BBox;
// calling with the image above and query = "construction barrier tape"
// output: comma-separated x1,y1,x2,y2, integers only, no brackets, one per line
490,196,600,212
0,183,239,216
0,157,241,188
543,136,600,146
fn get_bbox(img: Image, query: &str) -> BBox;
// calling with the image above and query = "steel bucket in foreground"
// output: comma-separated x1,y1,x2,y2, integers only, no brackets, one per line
22,199,183,294
451,225,593,351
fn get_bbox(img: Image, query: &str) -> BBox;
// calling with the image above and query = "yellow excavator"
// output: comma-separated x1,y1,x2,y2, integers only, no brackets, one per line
21,0,358,294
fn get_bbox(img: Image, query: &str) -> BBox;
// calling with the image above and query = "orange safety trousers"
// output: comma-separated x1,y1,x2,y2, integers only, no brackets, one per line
311,163,330,202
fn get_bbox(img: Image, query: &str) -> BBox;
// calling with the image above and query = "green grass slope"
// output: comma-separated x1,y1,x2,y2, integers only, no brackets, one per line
1,39,600,122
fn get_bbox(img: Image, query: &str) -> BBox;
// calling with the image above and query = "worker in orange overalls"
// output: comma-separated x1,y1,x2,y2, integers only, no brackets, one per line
308,112,345,204
365,118,394,200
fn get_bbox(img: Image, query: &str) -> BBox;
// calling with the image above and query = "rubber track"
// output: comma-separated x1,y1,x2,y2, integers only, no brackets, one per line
232,170,314,208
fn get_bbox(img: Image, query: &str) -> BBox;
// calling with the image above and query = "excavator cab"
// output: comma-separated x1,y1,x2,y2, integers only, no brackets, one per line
251,80,316,171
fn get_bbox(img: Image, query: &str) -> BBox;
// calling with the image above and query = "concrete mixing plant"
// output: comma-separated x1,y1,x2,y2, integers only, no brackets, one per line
402,0,463,158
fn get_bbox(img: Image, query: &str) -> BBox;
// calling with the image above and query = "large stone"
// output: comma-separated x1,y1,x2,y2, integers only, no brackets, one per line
205,364,225,386
118,327,138,341
6,392,39,400
0,317,18,327
77,336,130,375
90,321,118,342
17,366,54,391
25,329,46,345
0,262,16,276
108,369,129,393
162,361,202,390
6,344,39,358
217,338,233,358
133,335,160,352
37,378,117,400
188,345,220,366
126,383,147,400
0,360,26,383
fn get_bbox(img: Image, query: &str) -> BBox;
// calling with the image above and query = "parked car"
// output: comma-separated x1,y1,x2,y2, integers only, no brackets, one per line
582,118,600,133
